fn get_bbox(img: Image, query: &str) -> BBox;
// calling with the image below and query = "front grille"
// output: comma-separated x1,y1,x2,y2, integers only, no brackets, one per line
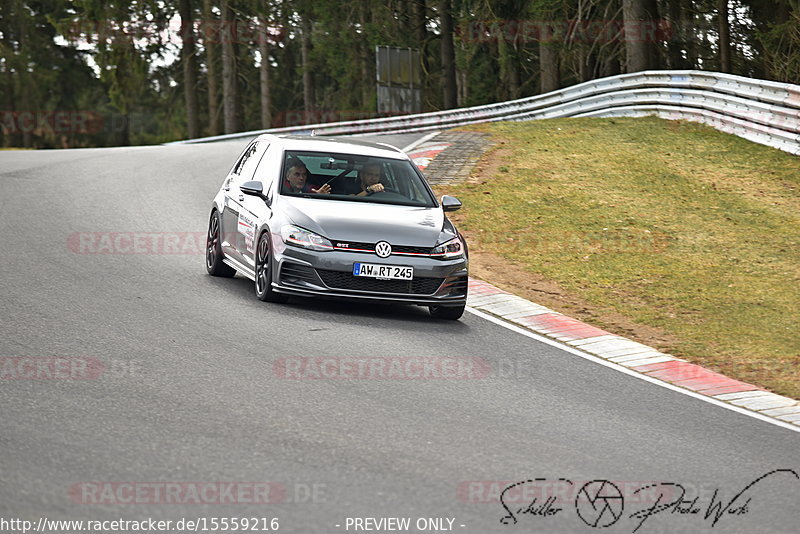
393,245,434,255
316,269,444,295
333,240,374,252
332,241,435,256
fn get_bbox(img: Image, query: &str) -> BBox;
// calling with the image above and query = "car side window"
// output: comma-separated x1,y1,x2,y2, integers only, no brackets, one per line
231,142,268,187
253,144,281,203
232,142,257,175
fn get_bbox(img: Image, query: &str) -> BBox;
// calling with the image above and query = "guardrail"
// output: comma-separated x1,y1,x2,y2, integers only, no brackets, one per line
171,70,800,155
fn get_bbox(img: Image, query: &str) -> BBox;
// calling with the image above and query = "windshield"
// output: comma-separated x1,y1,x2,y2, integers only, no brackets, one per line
279,150,437,207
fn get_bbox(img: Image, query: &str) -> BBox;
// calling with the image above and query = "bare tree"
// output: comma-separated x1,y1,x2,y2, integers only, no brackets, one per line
412,0,429,110
203,0,220,135
258,15,271,128
300,17,315,116
179,0,200,138
622,0,653,72
439,0,457,109
718,0,731,72
221,0,239,133
540,40,560,93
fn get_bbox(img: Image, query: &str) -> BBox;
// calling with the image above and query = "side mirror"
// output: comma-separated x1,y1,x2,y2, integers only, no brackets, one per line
441,195,462,212
240,180,265,197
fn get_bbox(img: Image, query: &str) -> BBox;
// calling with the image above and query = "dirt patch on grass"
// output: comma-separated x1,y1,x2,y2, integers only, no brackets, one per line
464,243,682,347
442,140,684,353
465,144,512,184
436,118,800,398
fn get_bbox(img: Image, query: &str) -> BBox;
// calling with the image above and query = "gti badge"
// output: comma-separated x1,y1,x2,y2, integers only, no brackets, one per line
375,241,392,258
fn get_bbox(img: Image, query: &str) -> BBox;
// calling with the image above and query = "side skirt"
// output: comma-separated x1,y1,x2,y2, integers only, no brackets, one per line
223,257,256,281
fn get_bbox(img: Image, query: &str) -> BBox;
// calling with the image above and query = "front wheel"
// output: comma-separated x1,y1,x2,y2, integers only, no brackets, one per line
255,231,288,303
206,211,236,277
429,303,465,320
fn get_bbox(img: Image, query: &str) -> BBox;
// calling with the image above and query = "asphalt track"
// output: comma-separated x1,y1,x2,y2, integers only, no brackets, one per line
0,135,797,534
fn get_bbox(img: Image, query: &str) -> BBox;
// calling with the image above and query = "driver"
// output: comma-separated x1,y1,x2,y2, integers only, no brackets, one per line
353,163,384,196
283,158,331,194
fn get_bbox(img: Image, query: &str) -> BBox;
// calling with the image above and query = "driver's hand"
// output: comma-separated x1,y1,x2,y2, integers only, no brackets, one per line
367,183,384,193
312,183,331,194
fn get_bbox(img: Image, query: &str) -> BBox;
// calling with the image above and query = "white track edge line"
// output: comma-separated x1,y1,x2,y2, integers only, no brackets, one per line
465,306,800,434
401,131,442,153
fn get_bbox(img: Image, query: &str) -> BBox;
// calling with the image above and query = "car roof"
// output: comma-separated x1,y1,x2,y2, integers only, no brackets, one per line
255,134,408,159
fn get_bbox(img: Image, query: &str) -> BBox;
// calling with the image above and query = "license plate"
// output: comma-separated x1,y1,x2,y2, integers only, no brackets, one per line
353,263,413,280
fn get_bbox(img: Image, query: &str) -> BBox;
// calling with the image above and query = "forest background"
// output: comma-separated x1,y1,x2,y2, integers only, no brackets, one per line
1,0,797,148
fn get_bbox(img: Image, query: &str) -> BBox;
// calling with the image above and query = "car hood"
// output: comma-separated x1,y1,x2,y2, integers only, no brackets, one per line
280,197,448,247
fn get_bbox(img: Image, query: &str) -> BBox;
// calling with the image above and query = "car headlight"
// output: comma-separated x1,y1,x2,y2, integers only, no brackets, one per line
431,236,464,259
281,225,333,251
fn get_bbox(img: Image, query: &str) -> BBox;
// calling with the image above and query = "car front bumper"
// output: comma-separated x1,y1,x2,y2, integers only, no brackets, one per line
272,243,468,306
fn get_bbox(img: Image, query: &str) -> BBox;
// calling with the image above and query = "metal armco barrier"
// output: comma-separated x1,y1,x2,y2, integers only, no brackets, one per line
171,70,800,155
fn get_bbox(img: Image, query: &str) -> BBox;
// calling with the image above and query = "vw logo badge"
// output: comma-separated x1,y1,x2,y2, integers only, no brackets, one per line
375,241,392,258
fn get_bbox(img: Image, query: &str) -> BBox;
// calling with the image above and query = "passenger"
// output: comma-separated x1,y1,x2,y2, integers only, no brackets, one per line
353,163,384,196
283,158,331,194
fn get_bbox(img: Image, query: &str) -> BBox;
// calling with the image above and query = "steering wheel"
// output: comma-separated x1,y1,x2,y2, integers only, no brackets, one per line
368,186,400,196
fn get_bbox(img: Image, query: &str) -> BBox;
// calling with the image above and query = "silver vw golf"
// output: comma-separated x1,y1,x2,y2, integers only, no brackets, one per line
205,135,469,319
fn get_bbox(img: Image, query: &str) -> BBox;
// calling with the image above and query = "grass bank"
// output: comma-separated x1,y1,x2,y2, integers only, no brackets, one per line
438,117,800,399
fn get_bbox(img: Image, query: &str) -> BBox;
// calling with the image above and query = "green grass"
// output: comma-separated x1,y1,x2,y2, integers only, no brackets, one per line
443,117,800,399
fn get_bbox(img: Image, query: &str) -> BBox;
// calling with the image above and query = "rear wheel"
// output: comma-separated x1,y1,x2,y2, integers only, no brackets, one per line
255,231,288,303
429,303,465,320
206,211,236,277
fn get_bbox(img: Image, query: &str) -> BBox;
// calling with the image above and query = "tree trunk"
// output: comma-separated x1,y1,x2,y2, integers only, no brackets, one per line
203,0,219,136
667,0,690,69
20,72,32,148
258,16,271,129
179,0,199,138
458,68,468,106
300,17,315,117
622,0,652,72
497,37,520,99
2,65,14,147
439,0,457,109
359,1,372,111
718,0,731,72
539,41,559,93
221,0,239,133
412,0,428,111
680,0,698,68
599,54,622,78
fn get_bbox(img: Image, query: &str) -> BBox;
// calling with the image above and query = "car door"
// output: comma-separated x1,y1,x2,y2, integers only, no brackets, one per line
238,142,281,268
221,140,268,267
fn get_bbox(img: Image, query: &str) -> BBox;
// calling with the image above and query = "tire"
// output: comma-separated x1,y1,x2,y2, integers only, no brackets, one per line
429,303,465,320
255,231,288,303
206,211,236,277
